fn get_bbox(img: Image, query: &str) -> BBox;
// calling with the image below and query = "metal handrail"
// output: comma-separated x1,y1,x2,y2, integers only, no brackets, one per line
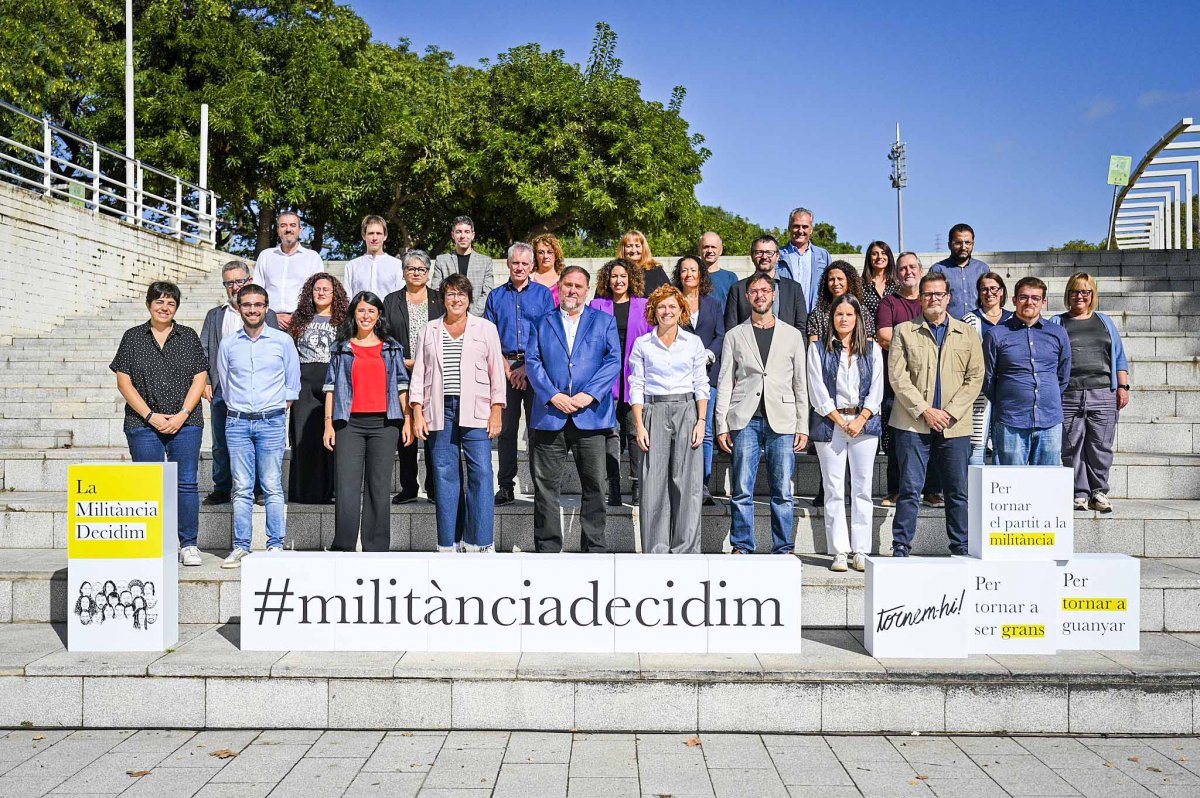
0,97,219,246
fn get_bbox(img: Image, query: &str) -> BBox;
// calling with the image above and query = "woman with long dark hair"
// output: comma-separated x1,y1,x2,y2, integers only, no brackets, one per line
806,260,874,341
807,294,883,572
322,291,412,551
288,272,348,503
861,241,896,324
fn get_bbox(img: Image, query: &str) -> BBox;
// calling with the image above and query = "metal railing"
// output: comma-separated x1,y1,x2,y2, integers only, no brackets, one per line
1111,117,1197,250
0,98,218,246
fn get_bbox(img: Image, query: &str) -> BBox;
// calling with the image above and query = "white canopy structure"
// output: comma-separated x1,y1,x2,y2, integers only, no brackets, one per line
1111,118,1198,250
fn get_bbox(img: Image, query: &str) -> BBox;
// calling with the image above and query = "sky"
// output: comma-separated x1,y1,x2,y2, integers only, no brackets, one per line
350,0,1200,252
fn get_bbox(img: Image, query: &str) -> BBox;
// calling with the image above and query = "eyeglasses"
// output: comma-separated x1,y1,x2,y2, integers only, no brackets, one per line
1014,294,1044,303
405,266,429,274
239,302,267,310
980,286,1003,295
750,250,777,258
1069,289,1094,297
222,278,249,289
920,291,949,301
747,288,774,297
444,291,468,300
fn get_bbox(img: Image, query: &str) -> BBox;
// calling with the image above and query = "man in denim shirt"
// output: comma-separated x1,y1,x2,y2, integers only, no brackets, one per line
216,283,301,568
930,223,990,320
983,276,1071,465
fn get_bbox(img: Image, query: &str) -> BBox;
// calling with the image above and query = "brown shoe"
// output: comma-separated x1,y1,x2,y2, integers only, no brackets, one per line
881,494,898,507
923,493,945,508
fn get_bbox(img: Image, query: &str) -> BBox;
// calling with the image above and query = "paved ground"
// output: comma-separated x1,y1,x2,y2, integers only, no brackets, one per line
1,729,1199,797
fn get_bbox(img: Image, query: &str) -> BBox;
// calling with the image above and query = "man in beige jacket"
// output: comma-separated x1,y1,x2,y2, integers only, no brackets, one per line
716,272,810,554
888,272,983,557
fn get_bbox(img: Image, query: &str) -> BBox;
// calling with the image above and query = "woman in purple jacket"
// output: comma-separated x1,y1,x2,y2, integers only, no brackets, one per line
589,258,653,506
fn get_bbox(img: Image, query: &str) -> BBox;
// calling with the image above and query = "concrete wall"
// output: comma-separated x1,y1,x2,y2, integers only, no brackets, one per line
0,181,228,342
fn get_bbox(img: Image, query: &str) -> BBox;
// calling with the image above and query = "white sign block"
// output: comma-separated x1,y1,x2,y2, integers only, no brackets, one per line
520,555,616,653
1057,553,1140,650
707,555,802,654
425,555,524,652
241,552,339,651
864,558,969,659
962,558,1057,655
334,554,430,652
613,555,710,653
968,465,1074,560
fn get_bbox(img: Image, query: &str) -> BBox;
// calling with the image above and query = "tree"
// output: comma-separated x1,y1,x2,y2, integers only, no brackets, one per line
812,221,861,254
1049,239,1102,251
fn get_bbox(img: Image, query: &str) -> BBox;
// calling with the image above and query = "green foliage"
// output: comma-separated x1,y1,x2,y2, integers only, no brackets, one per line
813,222,861,254
1049,239,1102,251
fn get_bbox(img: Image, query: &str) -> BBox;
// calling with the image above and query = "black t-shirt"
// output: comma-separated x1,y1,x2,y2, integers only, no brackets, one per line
1063,314,1112,390
456,252,471,276
109,321,209,431
752,324,775,418
643,266,670,295
613,301,631,402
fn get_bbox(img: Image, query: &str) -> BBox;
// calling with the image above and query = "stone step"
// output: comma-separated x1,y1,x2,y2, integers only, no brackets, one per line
0,430,72,450
0,548,1194,639
2,621,1198,733
1113,419,1200,454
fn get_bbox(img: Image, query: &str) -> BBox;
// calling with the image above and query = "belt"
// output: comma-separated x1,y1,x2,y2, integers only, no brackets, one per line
503,351,525,360
646,393,693,404
226,408,286,421
836,406,862,415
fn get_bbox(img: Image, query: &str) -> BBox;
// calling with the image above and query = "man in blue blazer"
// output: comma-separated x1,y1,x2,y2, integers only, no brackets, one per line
778,207,831,313
525,266,622,552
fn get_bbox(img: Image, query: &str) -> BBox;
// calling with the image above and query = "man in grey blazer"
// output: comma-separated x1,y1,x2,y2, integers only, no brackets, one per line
715,272,810,555
199,261,278,504
429,215,494,316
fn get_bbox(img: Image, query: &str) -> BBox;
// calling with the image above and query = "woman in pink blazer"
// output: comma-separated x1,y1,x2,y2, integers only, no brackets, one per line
588,258,654,506
410,274,507,551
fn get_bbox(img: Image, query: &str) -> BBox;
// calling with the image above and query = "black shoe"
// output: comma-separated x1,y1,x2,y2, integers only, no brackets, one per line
814,488,825,506
495,487,515,505
607,480,623,507
202,491,230,506
392,490,418,505
702,486,714,506
254,493,265,506
949,547,968,556
630,480,641,505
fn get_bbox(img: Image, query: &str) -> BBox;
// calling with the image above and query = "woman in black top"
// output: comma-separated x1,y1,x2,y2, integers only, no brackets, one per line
806,260,874,341
861,241,896,324
109,281,209,565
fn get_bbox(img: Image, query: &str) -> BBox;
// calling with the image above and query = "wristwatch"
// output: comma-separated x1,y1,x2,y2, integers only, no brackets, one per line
1117,384,1131,391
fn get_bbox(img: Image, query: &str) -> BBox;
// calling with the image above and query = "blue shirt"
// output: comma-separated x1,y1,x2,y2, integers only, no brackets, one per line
483,279,556,355
965,306,1013,334
930,257,990,319
216,325,301,413
708,268,739,307
929,318,949,409
983,315,1072,430
777,243,811,291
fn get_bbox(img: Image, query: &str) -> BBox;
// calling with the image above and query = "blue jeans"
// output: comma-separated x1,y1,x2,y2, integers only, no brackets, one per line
992,422,1062,466
226,413,287,551
702,384,717,481
729,417,795,554
428,396,494,549
125,425,202,548
892,429,971,556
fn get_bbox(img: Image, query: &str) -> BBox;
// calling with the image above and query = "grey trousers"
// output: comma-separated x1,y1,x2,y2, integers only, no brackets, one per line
1061,388,1118,499
639,395,703,554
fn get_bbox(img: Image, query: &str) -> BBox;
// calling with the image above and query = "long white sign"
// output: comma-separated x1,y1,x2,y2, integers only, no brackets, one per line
240,553,803,653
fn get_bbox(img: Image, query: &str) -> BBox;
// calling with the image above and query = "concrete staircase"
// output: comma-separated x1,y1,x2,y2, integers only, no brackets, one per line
2,247,1200,733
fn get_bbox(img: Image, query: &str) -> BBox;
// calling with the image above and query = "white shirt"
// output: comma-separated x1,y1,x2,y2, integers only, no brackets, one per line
253,244,324,313
344,252,405,298
220,303,242,341
628,328,709,406
561,308,583,354
806,341,884,418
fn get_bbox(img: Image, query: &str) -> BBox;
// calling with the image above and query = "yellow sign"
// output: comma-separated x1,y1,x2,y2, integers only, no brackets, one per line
67,464,164,559
988,532,1055,546
1062,597,1127,612
1001,624,1045,639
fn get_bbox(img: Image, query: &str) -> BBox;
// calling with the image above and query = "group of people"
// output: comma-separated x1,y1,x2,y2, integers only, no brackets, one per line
110,210,1131,570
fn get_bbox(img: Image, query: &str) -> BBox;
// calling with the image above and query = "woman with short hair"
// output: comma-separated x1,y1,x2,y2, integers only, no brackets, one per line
409,274,507,551
322,291,412,551
110,281,208,567
1049,272,1130,513
629,285,709,553
807,294,883,572
961,272,1013,465
288,272,348,503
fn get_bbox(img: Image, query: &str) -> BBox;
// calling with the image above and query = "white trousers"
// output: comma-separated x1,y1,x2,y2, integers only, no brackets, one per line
815,425,879,556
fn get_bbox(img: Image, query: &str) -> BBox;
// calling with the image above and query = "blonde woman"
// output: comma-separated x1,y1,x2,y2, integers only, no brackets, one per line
617,230,668,294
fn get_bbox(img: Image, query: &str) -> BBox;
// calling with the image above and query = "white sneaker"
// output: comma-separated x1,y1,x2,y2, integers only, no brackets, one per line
1089,492,1112,513
436,545,457,553
1073,497,1089,511
221,548,250,569
851,553,867,572
266,545,284,553
179,546,202,566
830,553,848,572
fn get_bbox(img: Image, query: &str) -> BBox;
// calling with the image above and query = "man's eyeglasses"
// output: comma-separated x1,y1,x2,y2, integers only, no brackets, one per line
920,291,949,301
239,302,267,310
1014,294,1044,303
747,287,774,297
222,278,249,289
750,250,777,258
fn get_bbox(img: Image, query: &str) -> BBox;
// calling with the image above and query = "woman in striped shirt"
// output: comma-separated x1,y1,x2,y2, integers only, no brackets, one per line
409,274,507,551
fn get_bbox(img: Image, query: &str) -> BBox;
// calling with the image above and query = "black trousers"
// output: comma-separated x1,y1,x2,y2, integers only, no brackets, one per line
532,420,608,553
605,400,643,484
332,414,400,552
497,380,534,490
397,434,434,498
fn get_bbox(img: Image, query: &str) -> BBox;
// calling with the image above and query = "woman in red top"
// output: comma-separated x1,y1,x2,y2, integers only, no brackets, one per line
322,292,412,551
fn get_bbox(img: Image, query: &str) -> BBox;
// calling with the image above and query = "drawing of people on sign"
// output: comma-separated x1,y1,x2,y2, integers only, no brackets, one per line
74,578,159,631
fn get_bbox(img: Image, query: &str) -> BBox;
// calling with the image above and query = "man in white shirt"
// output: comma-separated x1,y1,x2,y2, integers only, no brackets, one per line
343,215,405,299
252,210,323,330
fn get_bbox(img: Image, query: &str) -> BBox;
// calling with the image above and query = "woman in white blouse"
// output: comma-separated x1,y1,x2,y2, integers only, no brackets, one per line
629,285,710,553
806,294,884,572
